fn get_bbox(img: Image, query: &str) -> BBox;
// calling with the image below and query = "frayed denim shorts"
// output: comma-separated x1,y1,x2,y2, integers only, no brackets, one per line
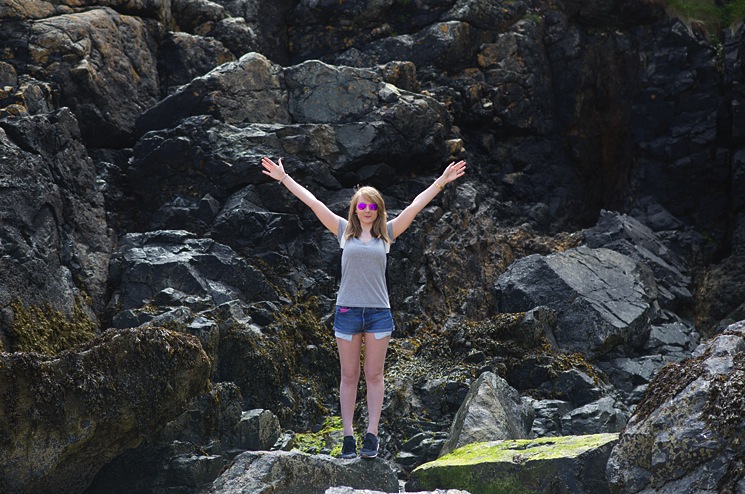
333,306,394,341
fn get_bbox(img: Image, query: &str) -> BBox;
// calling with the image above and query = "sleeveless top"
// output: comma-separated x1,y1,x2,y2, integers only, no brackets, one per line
336,218,394,308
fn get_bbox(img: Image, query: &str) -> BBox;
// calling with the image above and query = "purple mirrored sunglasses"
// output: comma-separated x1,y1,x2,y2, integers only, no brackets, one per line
357,202,379,211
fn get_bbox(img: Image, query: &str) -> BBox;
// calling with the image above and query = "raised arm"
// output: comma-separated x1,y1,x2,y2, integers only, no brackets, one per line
261,157,342,235
390,160,467,238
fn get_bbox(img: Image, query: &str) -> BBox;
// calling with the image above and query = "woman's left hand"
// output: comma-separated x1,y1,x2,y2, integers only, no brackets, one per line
261,157,286,181
439,160,467,184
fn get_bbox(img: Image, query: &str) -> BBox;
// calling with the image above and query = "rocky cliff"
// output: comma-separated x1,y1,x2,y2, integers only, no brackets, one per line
1,0,745,492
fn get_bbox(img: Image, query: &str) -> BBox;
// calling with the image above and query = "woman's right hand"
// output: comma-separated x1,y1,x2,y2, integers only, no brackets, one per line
261,157,286,181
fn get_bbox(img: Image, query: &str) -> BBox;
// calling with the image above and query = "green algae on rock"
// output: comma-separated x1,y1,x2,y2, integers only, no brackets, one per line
406,433,618,494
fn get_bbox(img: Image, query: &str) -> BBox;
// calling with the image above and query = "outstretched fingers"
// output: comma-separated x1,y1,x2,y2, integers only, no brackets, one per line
445,160,467,182
261,157,284,180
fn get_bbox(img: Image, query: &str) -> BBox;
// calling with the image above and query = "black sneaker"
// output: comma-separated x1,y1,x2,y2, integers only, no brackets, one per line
360,432,379,459
340,435,357,459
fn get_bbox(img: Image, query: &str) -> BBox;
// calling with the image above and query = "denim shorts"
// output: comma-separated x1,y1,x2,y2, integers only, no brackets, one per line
333,306,394,341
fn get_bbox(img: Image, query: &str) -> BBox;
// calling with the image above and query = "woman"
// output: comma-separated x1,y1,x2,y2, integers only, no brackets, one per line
260,156,466,459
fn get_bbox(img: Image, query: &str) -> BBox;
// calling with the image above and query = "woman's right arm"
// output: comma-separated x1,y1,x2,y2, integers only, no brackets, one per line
261,157,342,235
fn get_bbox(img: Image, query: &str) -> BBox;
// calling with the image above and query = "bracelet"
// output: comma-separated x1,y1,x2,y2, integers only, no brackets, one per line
279,173,289,184
434,181,444,190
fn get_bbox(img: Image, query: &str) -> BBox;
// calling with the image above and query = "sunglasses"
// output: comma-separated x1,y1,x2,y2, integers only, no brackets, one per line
357,202,379,211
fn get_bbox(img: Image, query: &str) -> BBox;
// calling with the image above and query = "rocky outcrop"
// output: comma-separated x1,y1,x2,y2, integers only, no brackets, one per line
607,319,745,493
0,327,210,494
407,433,619,494
206,450,400,494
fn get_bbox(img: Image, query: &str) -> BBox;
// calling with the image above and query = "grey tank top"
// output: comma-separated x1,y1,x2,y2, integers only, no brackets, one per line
336,219,394,308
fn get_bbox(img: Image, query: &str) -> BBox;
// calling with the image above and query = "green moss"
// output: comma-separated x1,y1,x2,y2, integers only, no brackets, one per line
8,297,97,355
434,433,619,466
294,416,346,456
666,0,745,39
409,434,618,494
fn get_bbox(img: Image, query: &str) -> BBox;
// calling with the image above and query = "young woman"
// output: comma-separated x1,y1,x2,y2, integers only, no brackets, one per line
260,156,466,459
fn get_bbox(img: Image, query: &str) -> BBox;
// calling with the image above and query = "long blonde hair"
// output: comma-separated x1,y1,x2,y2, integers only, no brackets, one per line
344,186,392,244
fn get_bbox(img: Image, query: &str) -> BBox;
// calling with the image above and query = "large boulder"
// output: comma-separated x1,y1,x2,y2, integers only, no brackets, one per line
407,433,619,494
207,450,400,494
439,371,533,457
607,319,745,493
0,327,211,494
495,246,657,358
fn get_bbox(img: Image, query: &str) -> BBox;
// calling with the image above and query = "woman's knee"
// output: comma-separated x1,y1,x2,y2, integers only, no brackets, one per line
341,367,361,383
364,364,385,383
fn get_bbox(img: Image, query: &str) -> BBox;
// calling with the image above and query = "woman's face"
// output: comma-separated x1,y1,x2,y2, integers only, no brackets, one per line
355,196,379,226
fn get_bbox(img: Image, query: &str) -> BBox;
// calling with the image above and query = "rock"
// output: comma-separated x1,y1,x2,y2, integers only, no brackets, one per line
585,210,693,310
528,399,574,437
157,31,236,95
0,109,111,345
107,230,278,319
0,327,211,494
167,453,224,488
328,489,470,494
0,7,161,146
207,450,400,494
607,319,745,493
538,369,604,407
560,396,629,435
136,52,289,135
439,371,533,457
407,433,619,494
232,409,282,451
86,382,244,492
495,246,657,358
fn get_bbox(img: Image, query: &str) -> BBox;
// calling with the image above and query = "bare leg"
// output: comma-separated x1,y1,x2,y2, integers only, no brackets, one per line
363,333,390,436
337,334,363,436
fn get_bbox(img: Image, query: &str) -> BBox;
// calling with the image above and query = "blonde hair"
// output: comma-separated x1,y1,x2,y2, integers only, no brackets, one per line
344,186,392,244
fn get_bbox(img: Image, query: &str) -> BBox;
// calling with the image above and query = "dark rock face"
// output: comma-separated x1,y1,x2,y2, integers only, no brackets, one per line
1,0,745,492
0,109,111,347
0,327,210,494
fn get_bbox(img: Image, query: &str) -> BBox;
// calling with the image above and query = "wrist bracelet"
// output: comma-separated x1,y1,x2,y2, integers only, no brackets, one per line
279,173,289,184
434,181,444,190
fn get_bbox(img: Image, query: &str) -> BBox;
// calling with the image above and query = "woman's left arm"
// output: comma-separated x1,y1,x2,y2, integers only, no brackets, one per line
390,160,467,238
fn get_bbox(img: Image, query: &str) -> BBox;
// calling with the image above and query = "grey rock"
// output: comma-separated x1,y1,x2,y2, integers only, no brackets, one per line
585,210,692,310
108,230,277,316
167,453,224,487
439,371,533,457
232,409,282,451
495,246,656,357
538,368,604,407
560,396,629,435
0,109,111,344
607,319,745,493
1,7,160,146
136,52,289,135
207,450,399,494
528,399,574,437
